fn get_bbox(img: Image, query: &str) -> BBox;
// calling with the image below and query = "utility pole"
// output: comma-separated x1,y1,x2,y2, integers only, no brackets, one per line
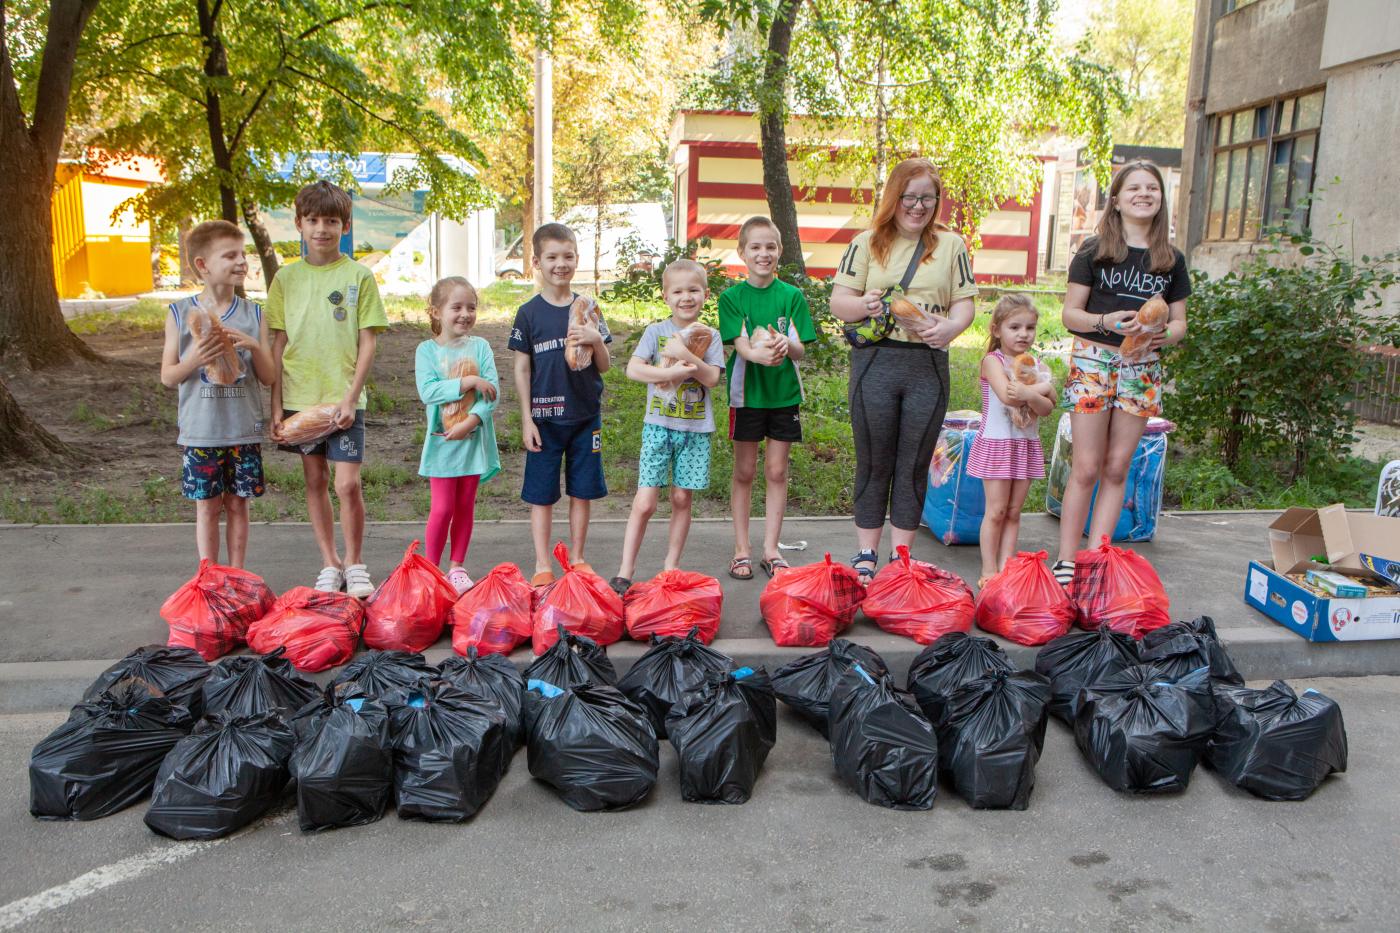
533,42,554,238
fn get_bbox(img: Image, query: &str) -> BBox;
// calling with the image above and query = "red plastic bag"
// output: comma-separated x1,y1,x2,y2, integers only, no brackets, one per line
362,540,457,653
623,569,724,643
863,545,974,644
451,563,536,656
760,553,866,647
532,542,624,654
974,551,1075,646
1071,536,1171,638
246,587,364,672
160,560,275,661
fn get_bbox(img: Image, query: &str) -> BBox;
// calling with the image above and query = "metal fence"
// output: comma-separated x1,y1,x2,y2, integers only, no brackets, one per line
1353,346,1400,425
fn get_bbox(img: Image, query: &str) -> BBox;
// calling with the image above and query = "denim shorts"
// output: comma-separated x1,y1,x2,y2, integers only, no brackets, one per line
181,444,265,500
277,408,366,462
521,414,606,505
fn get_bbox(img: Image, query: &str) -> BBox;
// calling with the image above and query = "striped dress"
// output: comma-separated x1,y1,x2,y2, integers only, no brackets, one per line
967,350,1046,480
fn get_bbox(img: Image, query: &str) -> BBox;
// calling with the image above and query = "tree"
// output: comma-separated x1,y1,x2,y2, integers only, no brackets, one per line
695,0,1123,249
1084,0,1192,148
0,0,102,367
0,372,77,464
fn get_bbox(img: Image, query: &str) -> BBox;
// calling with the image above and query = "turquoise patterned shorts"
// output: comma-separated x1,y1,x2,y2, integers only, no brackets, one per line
638,423,712,490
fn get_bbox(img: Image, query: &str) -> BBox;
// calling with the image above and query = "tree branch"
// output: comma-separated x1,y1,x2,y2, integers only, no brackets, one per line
112,30,198,56
282,66,440,152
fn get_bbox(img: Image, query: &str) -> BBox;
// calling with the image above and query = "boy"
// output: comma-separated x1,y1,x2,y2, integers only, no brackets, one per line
508,222,612,586
161,220,275,568
719,216,816,580
266,181,388,596
610,259,725,596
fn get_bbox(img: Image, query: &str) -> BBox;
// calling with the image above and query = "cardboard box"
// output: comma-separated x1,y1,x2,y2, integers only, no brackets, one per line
1267,505,1400,575
1245,560,1400,642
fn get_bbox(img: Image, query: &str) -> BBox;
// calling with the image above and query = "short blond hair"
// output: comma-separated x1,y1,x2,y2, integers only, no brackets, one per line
738,216,781,250
662,258,707,290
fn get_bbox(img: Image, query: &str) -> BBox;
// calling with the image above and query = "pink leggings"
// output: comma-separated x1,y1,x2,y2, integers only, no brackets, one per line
426,475,481,565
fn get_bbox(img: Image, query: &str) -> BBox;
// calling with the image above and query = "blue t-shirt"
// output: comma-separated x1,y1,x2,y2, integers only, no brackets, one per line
508,293,612,423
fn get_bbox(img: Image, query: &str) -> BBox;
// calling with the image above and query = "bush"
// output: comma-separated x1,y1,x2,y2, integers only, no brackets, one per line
1165,228,1400,481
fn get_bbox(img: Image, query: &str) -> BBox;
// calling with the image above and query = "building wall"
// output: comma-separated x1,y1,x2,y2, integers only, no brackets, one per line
1207,0,1329,113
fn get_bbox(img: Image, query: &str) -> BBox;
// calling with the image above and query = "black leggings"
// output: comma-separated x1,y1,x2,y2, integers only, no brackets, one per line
849,343,950,531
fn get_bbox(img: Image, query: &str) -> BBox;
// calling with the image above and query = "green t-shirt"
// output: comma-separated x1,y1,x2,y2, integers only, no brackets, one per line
718,279,816,409
264,256,388,409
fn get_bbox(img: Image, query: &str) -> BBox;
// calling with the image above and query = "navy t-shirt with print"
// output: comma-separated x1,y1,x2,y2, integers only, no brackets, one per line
508,293,612,423
1067,236,1191,347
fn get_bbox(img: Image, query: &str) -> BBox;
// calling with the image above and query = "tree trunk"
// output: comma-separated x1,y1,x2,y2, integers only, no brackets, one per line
242,200,280,286
758,0,806,274
0,373,79,465
873,43,888,213
0,0,103,368
197,0,238,222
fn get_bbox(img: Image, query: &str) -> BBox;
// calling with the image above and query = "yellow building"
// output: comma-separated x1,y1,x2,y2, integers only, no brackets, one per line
51,154,163,299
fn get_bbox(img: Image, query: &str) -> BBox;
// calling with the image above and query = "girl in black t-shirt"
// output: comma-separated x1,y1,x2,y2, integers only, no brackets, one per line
1052,160,1189,586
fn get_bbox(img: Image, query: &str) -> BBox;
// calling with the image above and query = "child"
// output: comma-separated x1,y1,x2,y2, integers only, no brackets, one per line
967,294,1055,586
610,259,725,596
719,216,816,580
415,276,501,594
508,222,612,586
266,181,388,596
160,220,275,568
1055,160,1190,586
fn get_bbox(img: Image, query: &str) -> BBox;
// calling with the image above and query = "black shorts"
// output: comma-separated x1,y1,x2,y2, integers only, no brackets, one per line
728,405,802,443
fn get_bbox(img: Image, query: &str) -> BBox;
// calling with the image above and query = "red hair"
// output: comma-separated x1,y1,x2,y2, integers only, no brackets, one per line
869,158,948,266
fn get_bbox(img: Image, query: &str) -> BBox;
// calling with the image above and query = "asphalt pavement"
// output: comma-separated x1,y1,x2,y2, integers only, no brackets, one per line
0,674,1391,932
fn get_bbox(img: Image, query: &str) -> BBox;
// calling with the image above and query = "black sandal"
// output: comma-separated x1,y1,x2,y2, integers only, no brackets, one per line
609,576,632,597
728,556,754,580
851,549,878,584
760,556,790,578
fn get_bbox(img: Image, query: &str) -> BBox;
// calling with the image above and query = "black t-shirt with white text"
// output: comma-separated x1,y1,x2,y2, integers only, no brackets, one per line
1067,237,1191,347
507,293,612,423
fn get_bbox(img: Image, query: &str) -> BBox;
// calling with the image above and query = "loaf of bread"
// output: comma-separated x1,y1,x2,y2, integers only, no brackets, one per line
275,404,340,445
1119,294,1169,361
565,296,599,371
440,356,480,432
187,307,243,385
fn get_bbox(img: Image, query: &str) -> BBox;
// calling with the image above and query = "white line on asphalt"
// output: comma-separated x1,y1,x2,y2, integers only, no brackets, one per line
0,810,293,930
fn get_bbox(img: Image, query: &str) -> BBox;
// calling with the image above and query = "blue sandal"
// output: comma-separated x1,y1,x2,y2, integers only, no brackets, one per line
851,549,878,584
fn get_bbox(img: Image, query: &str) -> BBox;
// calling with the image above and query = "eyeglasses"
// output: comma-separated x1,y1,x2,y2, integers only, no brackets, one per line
899,194,938,209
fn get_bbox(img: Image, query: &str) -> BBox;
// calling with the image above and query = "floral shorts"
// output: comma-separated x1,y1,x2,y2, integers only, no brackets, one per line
1062,339,1163,418
638,423,711,490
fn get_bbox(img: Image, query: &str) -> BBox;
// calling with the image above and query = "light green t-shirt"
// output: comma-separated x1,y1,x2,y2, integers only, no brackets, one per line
264,256,388,409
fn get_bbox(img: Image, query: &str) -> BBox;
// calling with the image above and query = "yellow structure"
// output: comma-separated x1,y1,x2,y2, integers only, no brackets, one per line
51,154,163,299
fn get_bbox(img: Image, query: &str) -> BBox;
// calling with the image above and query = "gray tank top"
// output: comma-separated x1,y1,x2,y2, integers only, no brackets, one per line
171,295,265,447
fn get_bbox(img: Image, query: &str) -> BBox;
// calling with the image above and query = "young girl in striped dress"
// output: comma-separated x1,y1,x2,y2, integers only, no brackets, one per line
967,294,1056,586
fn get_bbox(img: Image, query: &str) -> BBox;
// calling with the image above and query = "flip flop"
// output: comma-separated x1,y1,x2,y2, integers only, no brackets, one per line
728,556,754,580
531,570,555,588
760,556,791,578
609,576,632,597
572,561,594,575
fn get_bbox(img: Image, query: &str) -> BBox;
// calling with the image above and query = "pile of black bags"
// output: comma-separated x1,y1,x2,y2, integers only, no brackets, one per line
618,628,733,737
828,662,939,809
773,638,888,736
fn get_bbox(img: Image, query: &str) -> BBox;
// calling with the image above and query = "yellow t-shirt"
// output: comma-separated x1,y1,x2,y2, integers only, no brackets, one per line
833,229,979,341
264,256,388,409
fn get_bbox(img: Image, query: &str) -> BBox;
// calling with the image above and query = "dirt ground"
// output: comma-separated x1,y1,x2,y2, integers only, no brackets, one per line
0,310,676,525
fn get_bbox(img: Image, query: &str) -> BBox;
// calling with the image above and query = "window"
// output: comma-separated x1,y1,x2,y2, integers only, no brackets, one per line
1222,0,1261,12
1204,89,1323,241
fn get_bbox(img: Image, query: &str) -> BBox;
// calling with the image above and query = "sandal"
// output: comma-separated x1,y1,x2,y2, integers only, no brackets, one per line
531,570,556,588
728,556,754,580
609,576,632,598
1051,560,1075,588
850,549,878,585
760,556,791,578
572,561,594,576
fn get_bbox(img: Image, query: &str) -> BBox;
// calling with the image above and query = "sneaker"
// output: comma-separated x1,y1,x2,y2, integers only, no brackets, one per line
344,563,375,599
314,565,344,593
448,568,474,596
1051,559,1075,588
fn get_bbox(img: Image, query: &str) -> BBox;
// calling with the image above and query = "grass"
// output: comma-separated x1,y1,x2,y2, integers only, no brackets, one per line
67,298,168,335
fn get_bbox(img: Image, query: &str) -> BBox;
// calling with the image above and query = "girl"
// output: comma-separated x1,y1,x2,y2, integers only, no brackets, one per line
967,294,1055,586
829,158,979,582
1054,161,1189,585
414,276,501,594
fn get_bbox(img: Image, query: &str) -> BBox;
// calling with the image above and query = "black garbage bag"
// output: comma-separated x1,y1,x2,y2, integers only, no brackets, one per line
1141,616,1244,686
937,669,1051,810
83,645,211,720
1034,628,1141,724
332,649,434,699
1073,665,1215,794
144,710,295,840
828,664,939,810
666,666,777,804
31,678,194,821
616,628,733,738
385,679,509,822
437,648,526,747
288,684,394,832
522,627,618,728
1206,680,1347,800
526,682,658,811
772,639,888,738
202,647,319,721
906,632,1014,726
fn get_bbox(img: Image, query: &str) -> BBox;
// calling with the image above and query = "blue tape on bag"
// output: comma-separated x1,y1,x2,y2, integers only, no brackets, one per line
528,679,564,698
732,667,754,680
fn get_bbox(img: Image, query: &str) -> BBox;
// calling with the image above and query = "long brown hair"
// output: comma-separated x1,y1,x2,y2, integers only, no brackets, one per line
1093,160,1175,273
870,158,949,266
427,276,476,336
987,293,1037,354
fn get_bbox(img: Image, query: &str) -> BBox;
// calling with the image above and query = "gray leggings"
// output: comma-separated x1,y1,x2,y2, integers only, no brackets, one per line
849,343,950,531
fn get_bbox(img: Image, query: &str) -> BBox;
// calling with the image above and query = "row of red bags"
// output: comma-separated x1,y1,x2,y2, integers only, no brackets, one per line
160,540,726,669
760,538,1171,648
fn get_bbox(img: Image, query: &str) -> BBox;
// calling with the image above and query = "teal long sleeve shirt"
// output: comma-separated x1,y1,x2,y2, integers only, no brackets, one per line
415,336,501,481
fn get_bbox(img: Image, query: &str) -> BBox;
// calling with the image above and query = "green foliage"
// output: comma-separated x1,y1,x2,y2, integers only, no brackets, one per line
1164,226,1400,481
67,298,167,335
1083,0,1193,148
